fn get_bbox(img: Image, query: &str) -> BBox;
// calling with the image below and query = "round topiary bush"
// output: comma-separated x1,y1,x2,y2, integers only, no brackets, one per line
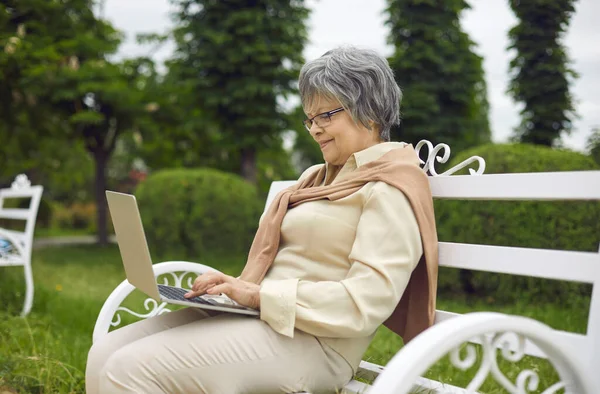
135,168,263,262
434,143,600,302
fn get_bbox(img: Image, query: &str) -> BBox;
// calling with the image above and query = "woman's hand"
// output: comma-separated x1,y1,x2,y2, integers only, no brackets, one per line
184,272,261,310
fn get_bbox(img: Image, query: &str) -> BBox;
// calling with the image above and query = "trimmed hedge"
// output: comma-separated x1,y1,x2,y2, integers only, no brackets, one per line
434,143,600,302
135,168,263,262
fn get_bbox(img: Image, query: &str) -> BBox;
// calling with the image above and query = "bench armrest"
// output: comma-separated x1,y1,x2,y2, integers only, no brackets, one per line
370,312,594,394
93,261,220,343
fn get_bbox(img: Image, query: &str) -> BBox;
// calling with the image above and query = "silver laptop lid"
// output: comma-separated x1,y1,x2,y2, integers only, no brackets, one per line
106,191,161,301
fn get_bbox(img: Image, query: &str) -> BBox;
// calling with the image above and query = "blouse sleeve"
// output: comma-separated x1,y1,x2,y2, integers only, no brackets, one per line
259,182,423,338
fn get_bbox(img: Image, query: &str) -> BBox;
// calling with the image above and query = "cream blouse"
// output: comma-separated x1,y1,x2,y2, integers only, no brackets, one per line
258,142,423,370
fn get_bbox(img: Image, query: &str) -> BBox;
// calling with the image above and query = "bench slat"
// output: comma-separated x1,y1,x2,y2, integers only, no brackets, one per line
342,379,372,394
0,209,30,220
0,185,43,199
439,242,600,284
353,361,472,393
355,360,384,382
430,171,600,200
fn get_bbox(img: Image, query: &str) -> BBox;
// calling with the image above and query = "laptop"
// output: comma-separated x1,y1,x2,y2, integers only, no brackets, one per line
105,190,259,317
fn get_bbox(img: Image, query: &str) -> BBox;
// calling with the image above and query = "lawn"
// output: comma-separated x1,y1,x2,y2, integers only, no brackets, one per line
0,245,590,393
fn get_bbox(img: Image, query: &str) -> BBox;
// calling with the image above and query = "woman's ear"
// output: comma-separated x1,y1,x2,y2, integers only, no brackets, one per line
362,120,375,131
367,120,381,135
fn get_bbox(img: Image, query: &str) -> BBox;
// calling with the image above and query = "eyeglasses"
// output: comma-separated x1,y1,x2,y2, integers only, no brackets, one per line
303,107,345,132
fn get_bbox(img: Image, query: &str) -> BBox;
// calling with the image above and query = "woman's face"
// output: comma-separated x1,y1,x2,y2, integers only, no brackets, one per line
305,96,381,166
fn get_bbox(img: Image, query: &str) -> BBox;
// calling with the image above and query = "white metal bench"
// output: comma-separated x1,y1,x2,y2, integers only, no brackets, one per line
0,174,44,317
93,141,600,393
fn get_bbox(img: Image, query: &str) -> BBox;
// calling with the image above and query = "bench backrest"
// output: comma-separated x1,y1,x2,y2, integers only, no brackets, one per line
264,141,600,368
0,175,44,259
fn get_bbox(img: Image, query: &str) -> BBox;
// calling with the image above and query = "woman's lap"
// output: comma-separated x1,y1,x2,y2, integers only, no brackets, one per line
86,308,210,393
87,308,352,394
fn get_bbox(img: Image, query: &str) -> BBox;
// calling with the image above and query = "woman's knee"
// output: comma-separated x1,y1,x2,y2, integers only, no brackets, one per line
86,334,119,379
86,335,124,394
97,345,156,393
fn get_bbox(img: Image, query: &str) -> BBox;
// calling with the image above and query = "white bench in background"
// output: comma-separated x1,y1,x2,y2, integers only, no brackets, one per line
0,174,44,317
93,141,599,393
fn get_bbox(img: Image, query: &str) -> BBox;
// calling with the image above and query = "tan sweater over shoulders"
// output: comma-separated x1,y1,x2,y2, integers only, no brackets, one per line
258,142,425,370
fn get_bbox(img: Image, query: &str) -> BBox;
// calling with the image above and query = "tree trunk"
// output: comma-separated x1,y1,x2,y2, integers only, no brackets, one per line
94,149,109,246
240,146,257,184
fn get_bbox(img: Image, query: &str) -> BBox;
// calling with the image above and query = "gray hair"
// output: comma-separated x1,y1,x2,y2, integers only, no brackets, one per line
299,46,402,142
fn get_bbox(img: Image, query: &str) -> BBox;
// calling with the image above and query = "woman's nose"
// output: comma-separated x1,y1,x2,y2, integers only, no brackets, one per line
309,123,323,138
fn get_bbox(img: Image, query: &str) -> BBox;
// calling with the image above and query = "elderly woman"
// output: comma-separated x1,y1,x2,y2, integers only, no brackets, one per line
86,46,438,394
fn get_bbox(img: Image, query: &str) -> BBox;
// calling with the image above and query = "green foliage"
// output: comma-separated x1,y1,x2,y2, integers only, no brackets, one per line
0,314,85,393
0,0,158,244
587,126,600,166
288,104,323,172
141,124,299,199
385,0,490,153
507,0,578,146
167,0,310,182
135,168,263,262
0,139,95,207
52,202,98,232
255,144,299,198
435,143,599,301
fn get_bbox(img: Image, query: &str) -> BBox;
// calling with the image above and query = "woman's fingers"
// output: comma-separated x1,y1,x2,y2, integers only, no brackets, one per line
192,276,204,292
206,283,232,297
184,288,210,298
205,279,261,310
192,272,217,292
186,272,230,298
204,275,236,296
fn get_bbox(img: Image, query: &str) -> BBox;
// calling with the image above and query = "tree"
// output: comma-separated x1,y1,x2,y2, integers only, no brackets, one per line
385,0,490,154
587,126,600,166
287,104,322,172
54,58,155,245
0,0,154,244
167,0,310,183
507,0,578,146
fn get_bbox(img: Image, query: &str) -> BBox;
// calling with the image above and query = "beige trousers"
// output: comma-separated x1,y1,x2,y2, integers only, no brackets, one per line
86,308,353,394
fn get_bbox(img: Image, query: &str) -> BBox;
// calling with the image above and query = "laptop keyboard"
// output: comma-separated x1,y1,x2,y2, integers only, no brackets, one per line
157,284,257,313
158,285,216,306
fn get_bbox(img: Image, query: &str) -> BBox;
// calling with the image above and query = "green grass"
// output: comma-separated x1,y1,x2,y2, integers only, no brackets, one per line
33,227,97,238
0,245,590,393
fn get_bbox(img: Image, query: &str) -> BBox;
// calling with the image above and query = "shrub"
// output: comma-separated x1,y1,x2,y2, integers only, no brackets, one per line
434,143,600,302
31,197,53,229
52,202,97,232
135,168,263,263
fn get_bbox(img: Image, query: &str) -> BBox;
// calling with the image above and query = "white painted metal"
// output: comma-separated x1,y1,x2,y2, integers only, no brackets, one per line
92,260,218,343
370,312,594,394
415,140,486,176
437,310,588,360
355,360,384,382
438,242,600,284
352,361,468,394
430,171,600,200
0,228,25,244
586,244,600,377
265,172,600,203
264,180,295,210
342,379,371,394
0,209,32,220
0,174,43,316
